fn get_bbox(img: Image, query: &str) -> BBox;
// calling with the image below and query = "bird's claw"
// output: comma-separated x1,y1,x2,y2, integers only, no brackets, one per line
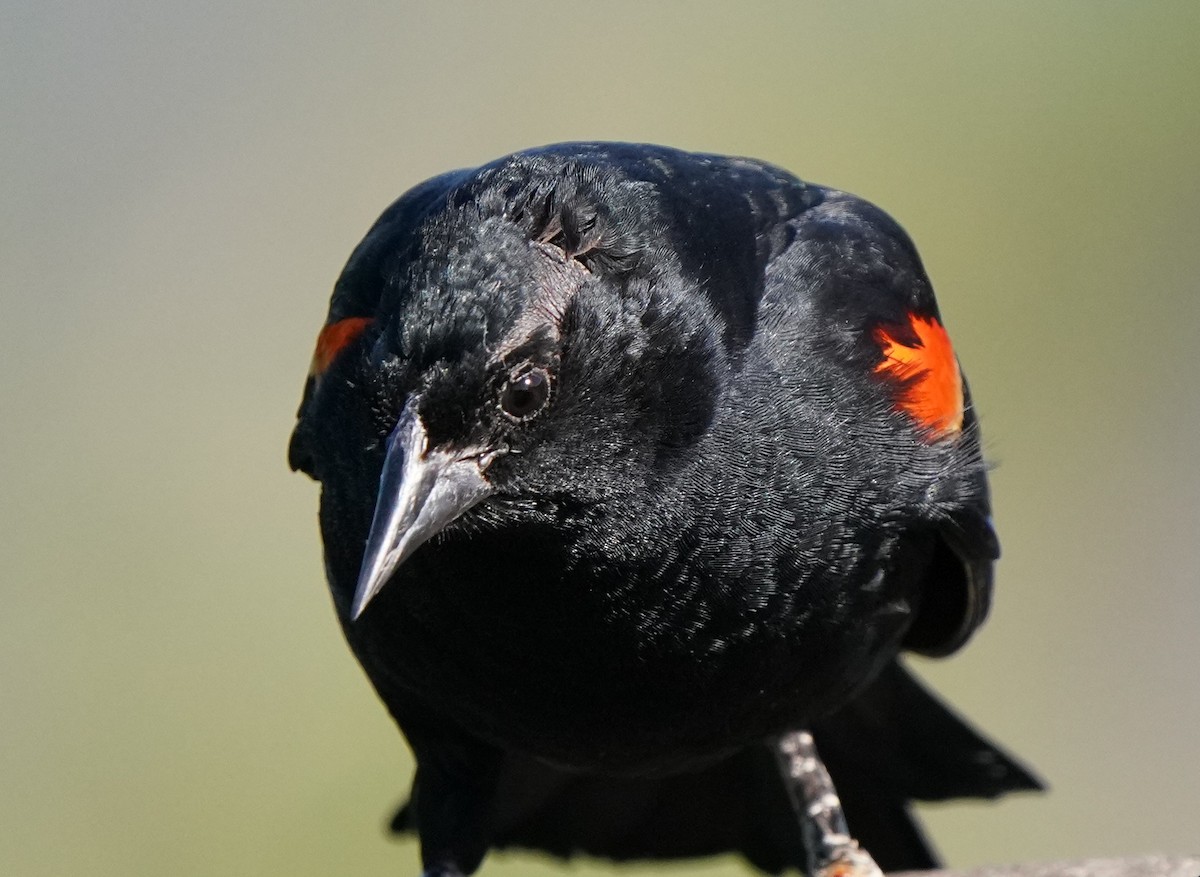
421,866,464,877
815,843,885,877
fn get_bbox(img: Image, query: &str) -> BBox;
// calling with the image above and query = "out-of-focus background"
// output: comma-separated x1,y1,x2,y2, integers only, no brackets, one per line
3,3,1197,875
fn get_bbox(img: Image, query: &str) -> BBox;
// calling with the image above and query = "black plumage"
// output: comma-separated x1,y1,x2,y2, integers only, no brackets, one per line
289,142,1040,876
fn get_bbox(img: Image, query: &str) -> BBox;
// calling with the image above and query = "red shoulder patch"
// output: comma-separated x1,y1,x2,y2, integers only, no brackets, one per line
310,317,374,377
872,313,963,439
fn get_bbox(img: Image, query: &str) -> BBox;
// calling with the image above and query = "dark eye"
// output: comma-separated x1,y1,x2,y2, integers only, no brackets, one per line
500,368,551,420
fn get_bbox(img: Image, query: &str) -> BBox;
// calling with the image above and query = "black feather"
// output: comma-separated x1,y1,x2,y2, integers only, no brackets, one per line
290,142,1041,874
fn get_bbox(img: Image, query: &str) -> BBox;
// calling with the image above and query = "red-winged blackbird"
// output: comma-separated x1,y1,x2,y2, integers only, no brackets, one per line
289,142,1040,877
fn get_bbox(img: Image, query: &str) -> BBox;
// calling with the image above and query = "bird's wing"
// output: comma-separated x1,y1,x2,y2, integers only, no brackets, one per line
760,187,1001,656
288,170,465,477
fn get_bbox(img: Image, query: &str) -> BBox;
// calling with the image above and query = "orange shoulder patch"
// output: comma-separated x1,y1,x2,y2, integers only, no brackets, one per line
310,317,374,377
872,313,963,439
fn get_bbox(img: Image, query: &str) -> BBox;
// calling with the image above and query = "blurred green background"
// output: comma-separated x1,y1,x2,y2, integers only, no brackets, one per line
3,2,1198,875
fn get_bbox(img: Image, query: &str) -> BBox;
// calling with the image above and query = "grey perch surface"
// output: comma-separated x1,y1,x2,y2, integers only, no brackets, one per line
898,855,1200,877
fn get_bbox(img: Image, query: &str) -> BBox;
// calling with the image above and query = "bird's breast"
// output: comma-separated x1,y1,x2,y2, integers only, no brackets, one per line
348,531,919,772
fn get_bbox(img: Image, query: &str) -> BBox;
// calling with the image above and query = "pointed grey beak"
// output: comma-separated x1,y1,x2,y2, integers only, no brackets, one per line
351,401,494,620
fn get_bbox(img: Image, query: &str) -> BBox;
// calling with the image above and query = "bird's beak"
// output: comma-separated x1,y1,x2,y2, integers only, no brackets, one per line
351,401,494,620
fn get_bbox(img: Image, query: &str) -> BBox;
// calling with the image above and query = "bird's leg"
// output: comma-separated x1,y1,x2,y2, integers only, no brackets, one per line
775,730,884,877
406,736,504,877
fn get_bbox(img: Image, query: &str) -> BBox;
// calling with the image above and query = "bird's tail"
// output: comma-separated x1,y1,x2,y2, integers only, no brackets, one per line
390,659,1041,873
809,658,1043,869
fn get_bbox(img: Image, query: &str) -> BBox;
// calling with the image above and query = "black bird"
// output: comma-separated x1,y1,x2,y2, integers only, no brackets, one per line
289,142,1040,876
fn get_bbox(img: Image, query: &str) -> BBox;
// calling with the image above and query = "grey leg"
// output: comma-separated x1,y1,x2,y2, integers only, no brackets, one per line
776,730,884,877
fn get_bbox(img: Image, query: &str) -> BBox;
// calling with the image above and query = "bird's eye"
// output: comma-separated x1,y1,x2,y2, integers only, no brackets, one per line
500,368,551,421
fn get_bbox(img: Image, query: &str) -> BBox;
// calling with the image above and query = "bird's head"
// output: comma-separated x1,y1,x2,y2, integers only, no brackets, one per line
289,153,727,620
